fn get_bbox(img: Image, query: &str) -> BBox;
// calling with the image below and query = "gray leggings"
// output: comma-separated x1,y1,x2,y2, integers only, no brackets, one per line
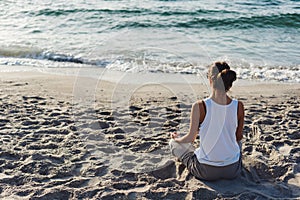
169,139,242,181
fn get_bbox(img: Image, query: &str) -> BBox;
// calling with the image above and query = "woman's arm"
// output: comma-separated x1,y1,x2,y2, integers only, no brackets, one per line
236,101,244,142
172,101,201,143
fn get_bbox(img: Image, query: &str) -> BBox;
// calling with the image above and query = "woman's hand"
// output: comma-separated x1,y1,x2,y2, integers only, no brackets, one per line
170,132,178,139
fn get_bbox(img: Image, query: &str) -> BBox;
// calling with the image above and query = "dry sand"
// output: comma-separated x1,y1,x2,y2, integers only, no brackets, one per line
0,71,299,199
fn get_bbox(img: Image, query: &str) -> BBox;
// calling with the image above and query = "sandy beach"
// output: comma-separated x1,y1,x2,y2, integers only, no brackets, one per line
0,71,299,199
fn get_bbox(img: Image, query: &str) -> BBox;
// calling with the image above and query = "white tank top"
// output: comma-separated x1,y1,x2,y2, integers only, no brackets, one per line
194,98,240,166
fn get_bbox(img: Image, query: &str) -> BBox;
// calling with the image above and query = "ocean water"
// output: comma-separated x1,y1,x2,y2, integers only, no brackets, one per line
0,0,299,82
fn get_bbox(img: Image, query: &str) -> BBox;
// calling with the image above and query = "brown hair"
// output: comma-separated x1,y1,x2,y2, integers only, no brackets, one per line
208,61,237,92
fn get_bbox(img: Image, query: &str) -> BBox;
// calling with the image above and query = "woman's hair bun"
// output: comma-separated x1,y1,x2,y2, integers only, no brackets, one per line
209,62,237,92
221,69,237,83
216,69,237,91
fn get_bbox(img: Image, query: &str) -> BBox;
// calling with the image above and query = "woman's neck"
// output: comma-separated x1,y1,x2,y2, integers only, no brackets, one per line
210,90,230,105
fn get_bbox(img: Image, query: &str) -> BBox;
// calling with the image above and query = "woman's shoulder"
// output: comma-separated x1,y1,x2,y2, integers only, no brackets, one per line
192,99,208,112
193,98,209,106
231,98,243,106
236,99,244,107
192,100,201,109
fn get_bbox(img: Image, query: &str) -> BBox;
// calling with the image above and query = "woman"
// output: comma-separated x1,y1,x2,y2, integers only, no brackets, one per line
169,61,244,181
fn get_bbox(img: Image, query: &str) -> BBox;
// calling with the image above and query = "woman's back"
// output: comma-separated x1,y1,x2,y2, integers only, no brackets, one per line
195,98,240,166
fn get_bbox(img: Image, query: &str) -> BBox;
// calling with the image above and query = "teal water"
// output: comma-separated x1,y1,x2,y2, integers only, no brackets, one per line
0,0,299,82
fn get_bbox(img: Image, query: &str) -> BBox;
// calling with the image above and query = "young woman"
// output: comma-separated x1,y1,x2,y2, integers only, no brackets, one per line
169,61,244,181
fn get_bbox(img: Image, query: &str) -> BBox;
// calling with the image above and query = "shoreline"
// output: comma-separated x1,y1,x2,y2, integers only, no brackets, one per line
1,64,300,85
0,71,299,199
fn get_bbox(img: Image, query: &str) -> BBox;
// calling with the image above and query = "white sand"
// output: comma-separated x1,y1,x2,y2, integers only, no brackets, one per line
0,71,299,199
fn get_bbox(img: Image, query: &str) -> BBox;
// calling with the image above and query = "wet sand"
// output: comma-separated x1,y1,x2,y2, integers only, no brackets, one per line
0,72,299,199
